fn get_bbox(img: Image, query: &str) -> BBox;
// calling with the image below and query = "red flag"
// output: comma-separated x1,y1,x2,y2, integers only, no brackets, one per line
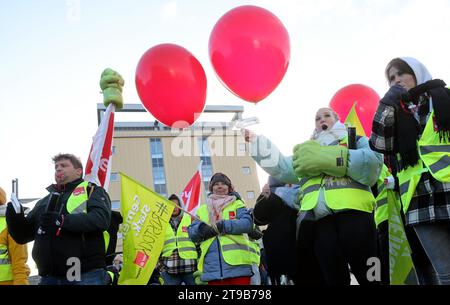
180,163,202,214
84,103,115,191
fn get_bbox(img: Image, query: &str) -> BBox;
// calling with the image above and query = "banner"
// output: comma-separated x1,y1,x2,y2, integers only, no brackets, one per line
118,173,175,285
84,103,115,191
180,162,202,215
344,102,366,137
388,190,418,284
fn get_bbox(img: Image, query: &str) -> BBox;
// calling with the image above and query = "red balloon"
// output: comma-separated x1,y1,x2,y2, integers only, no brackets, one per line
135,44,207,128
329,84,380,137
209,5,290,103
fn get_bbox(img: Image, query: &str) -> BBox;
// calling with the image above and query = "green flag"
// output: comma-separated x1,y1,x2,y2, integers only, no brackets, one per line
344,101,366,137
118,172,174,285
388,190,418,285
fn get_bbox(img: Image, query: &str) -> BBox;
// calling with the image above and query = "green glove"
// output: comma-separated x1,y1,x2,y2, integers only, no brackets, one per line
100,68,124,109
193,270,207,285
293,140,348,178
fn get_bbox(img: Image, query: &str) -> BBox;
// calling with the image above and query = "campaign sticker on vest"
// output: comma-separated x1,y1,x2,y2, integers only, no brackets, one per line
229,211,235,220
73,187,86,196
182,226,187,233
133,251,149,268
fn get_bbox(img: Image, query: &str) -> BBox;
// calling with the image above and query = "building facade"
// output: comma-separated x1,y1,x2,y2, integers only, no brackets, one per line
103,104,261,211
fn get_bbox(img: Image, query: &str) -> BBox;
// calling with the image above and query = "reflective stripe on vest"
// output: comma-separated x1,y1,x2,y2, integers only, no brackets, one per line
396,110,450,213
397,158,431,214
417,111,450,182
248,241,261,265
299,175,375,212
298,137,376,212
66,182,109,251
0,217,13,281
196,200,253,272
374,166,389,227
161,214,198,259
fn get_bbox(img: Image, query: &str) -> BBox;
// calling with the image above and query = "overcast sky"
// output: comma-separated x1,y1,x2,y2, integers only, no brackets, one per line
1,0,449,200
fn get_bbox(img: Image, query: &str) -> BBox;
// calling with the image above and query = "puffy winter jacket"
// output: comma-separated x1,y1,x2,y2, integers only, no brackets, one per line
188,202,253,282
6,178,111,276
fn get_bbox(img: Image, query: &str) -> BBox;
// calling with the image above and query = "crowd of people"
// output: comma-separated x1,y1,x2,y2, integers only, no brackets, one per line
0,56,449,285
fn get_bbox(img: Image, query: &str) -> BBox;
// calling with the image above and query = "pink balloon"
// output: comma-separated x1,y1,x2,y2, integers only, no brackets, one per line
209,5,290,103
329,84,380,137
135,43,207,128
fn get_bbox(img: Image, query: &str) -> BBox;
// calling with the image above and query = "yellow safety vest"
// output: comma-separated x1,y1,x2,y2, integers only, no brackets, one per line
161,213,198,260
298,137,376,212
249,240,261,265
374,165,390,227
66,181,110,251
397,111,450,213
0,217,13,282
374,165,403,227
196,200,253,272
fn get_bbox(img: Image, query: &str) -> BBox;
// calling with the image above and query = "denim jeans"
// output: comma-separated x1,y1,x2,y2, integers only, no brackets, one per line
39,268,109,285
160,271,196,285
413,221,450,285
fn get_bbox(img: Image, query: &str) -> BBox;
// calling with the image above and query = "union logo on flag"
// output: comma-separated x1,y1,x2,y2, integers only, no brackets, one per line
73,187,86,196
180,163,202,215
133,251,149,268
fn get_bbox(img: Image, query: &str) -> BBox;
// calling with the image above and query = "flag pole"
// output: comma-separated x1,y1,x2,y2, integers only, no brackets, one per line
166,198,202,222
165,191,242,241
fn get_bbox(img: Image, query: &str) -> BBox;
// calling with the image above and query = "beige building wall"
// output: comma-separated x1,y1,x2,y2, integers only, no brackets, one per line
108,126,261,210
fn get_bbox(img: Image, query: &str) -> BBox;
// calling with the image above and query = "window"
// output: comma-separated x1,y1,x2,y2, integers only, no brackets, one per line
242,166,251,175
247,191,255,199
152,167,166,184
198,137,213,194
150,138,167,197
154,184,167,197
110,172,119,182
152,157,164,168
150,138,163,158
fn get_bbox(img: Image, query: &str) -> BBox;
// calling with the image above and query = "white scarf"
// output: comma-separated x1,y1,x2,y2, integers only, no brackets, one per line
310,121,347,146
206,194,236,226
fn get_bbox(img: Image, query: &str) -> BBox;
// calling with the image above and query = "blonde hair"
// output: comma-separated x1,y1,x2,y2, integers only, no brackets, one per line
0,187,6,205
311,107,341,140
315,107,339,121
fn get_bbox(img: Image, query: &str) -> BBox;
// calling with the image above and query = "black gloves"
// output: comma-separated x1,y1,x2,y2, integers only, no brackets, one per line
6,201,24,218
5,202,34,244
198,222,218,241
380,85,409,107
215,220,225,234
248,226,263,240
40,212,64,229
106,265,120,285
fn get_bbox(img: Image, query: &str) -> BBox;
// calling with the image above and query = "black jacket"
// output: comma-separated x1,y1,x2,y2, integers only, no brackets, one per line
254,193,299,280
7,178,111,276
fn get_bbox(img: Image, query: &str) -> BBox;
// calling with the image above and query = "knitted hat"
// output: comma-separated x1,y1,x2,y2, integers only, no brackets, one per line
168,194,181,203
0,187,6,205
208,173,233,192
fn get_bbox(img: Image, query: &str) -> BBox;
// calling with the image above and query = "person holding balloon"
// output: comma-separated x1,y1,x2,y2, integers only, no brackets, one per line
244,107,383,285
369,57,450,285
